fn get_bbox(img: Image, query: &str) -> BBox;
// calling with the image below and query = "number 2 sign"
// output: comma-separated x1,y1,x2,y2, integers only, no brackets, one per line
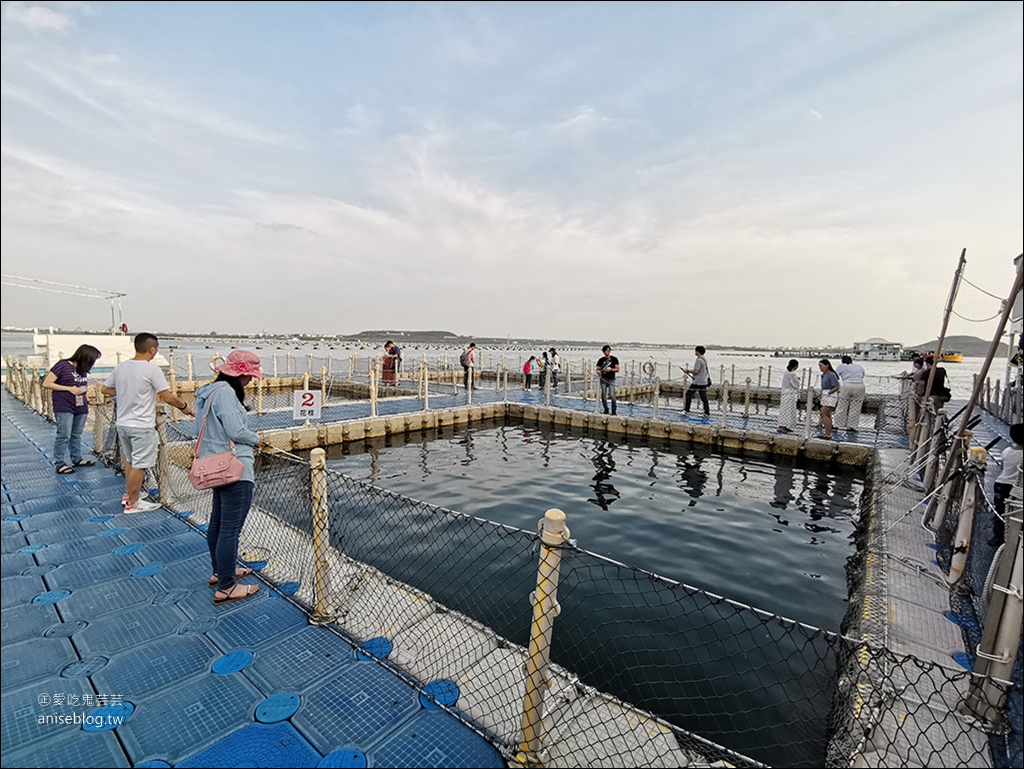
293,390,322,421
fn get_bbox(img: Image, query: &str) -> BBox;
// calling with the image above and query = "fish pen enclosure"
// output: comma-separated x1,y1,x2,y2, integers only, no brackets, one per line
4,354,1020,769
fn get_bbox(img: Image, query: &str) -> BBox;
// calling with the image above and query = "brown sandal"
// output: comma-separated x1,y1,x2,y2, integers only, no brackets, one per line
209,567,254,587
213,584,259,606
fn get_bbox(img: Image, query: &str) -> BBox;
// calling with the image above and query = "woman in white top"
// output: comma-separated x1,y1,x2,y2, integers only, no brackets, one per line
778,359,801,433
990,423,1023,546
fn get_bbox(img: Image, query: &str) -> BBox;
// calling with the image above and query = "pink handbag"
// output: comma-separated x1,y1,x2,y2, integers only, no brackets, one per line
188,385,245,490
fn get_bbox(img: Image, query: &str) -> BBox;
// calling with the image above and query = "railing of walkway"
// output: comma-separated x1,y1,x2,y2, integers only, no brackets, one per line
4,358,1019,768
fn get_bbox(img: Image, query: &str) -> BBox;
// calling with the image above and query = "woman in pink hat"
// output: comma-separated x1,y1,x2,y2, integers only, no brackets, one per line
193,350,268,605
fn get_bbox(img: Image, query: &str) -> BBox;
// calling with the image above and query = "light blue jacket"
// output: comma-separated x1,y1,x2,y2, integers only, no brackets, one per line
193,382,260,483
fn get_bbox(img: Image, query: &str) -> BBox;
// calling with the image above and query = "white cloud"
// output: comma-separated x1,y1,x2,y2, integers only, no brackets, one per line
2,1,88,33
80,49,120,66
550,105,616,141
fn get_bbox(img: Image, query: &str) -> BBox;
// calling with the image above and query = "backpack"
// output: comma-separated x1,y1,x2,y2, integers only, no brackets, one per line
523,361,531,374
459,350,470,367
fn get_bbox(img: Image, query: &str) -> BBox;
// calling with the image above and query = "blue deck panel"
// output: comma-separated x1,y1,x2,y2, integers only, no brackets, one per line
0,729,131,769
246,625,357,694
56,577,164,621
292,662,421,754
177,721,322,768
0,391,503,768
1,602,60,643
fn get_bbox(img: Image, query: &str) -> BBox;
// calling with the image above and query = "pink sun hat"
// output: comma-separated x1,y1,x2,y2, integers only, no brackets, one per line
216,350,265,379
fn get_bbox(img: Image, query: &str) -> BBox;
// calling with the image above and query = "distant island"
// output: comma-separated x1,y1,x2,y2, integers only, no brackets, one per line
1,327,1011,357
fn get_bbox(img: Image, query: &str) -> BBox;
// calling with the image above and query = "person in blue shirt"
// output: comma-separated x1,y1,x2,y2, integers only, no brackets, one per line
193,350,268,606
817,359,840,439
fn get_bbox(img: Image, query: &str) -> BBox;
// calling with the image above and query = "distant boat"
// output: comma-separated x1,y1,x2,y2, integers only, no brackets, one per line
941,351,963,363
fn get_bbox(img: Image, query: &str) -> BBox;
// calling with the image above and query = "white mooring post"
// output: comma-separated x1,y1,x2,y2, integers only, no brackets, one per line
309,447,334,624
503,370,509,402
518,509,570,766
653,377,660,421
187,353,194,381
273,354,279,378
370,370,378,417
286,352,292,374
744,377,751,419
321,366,327,406
544,367,551,406
721,381,730,427
423,365,430,411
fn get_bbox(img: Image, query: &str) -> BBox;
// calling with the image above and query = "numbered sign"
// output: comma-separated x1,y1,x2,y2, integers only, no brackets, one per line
293,390,322,421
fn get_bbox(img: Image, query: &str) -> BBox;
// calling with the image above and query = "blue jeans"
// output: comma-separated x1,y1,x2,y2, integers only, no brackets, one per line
600,379,616,414
209,480,254,591
54,412,88,467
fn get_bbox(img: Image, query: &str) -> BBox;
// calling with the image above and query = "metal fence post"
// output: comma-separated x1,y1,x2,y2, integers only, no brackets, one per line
804,384,814,440
653,377,660,421
947,447,987,584
257,377,264,415
744,377,751,420
923,409,947,493
767,365,772,388
92,393,108,457
721,381,730,427
321,366,327,406
519,509,570,766
168,350,180,423
961,485,1023,725
309,447,334,624
423,365,430,411
155,409,172,507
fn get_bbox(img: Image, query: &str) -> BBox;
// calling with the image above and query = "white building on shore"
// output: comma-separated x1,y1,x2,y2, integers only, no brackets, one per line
852,338,903,361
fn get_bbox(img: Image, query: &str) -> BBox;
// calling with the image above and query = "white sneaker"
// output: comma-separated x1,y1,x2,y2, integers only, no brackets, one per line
121,495,129,506
124,499,162,514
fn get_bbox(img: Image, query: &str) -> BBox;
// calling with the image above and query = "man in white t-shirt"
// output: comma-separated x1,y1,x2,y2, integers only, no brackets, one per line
835,355,867,432
101,333,194,513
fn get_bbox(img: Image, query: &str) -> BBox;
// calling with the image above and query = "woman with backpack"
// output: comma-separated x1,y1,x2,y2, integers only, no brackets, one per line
460,343,476,390
192,350,268,606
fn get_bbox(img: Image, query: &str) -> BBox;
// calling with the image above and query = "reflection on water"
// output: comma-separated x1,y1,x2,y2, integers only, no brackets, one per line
325,419,863,631
589,443,620,510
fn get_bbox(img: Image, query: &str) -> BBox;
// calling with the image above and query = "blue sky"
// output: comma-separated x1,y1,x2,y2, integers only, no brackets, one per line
1,1,1021,346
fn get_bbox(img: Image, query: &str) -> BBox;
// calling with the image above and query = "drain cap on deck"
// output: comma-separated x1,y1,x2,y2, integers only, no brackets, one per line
212,650,254,675
32,589,71,605
319,750,367,768
356,636,393,661
255,692,300,723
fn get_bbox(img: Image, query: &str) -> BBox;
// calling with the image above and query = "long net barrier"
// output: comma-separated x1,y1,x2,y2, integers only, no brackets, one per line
4,357,1018,767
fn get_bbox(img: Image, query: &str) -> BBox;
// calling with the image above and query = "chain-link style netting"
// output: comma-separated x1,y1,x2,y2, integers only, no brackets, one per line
4,358,1019,767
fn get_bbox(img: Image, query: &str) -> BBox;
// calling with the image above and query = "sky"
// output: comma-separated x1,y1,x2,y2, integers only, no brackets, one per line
1,1,1021,347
